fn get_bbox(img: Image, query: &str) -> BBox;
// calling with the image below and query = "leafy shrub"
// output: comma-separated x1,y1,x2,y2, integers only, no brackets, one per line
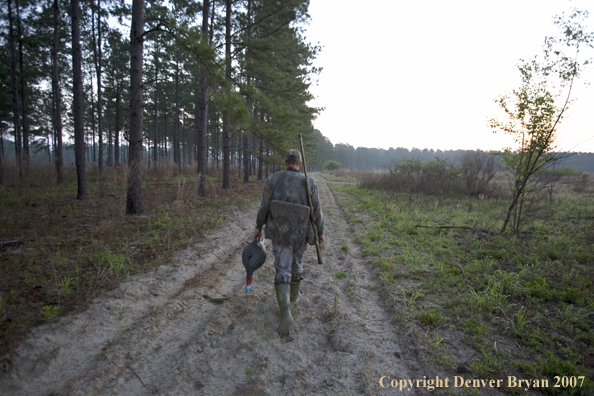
323,160,342,171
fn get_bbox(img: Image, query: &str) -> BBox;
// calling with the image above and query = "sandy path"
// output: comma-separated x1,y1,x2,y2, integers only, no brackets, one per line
0,174,422,395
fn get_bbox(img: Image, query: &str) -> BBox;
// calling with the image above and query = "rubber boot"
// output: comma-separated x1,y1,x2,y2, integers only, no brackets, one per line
290,273,302,303
275,283,294,336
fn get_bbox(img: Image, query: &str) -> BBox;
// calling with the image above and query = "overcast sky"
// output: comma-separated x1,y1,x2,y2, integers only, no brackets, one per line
305,0,594,152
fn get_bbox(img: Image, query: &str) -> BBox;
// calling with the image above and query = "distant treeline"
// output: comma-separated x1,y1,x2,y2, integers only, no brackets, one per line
1,139,129,167
0,133,273,170
306,130,594,173
2,129,593,173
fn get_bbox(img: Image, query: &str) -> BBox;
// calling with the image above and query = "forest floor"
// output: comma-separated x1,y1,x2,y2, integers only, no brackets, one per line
0,173,445,395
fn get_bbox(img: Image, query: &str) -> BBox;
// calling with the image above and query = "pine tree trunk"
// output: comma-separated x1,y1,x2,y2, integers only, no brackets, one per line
163,112,166,160
258,133,263,180
114,92,120,166
222,0,231,189
46,124,51,163
250,136,254,176
265,148,269,178
242,0,252,184
187,107,192,166
163,115,167,160
0,134,3,185
214,116,219,169
91,0,104,172
71,0,86,199
88,64,96,164
197,0,210,196
153,48,159,170
194,95,200,169
174,58,180,173
126,0,144,214
52,0,64,183
243,132,249,183
181,111,186,165
210,118,216,167
8,0,22,179
210,0,216,171
237,136,240,167
108,123,112,165
16,0,29,171
0,135,3,185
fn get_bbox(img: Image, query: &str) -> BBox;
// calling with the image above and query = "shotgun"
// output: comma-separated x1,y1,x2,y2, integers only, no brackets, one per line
299,134,323,264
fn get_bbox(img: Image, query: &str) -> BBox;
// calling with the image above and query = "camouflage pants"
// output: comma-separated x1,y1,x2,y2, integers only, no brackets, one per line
272,241,308,284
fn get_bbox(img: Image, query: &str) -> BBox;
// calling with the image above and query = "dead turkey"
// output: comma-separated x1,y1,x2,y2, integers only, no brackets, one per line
242,240,267,292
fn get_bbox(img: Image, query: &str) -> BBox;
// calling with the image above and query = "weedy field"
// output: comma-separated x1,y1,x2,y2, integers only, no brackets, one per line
326,170,594,395
0,164,262,359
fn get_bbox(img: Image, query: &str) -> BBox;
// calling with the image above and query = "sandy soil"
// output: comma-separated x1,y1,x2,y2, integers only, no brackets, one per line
0,174,428,395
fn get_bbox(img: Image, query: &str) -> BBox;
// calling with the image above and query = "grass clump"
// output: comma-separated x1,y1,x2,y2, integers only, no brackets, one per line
335,271,348,279
420,309,446,326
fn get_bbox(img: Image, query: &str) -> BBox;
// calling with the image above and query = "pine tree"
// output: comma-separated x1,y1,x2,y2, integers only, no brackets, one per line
52,0,64,183
221,0,232,189
8,0,23,179
197,0,209,196
90,0,104,173
126,0,144,214
71,0,86,199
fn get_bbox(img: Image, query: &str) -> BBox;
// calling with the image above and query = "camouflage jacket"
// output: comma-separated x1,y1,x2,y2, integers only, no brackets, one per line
256,168,324,243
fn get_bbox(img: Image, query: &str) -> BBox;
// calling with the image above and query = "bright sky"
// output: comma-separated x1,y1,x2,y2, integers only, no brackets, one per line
305,0,594,152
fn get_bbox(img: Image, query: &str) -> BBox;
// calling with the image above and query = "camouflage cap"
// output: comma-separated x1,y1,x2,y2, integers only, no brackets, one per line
285,149,301,164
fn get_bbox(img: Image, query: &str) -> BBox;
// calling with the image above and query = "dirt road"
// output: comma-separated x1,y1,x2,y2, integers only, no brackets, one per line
1,174,424,395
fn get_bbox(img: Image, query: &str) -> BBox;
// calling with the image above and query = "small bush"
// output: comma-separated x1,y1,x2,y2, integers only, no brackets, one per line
323,160,342,171
41,305,60,322
460,150,497,196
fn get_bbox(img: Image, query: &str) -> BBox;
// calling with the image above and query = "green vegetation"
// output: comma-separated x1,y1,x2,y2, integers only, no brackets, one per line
323,160,342,171
331,178,594,394
489,10,593,234
335,271,348,279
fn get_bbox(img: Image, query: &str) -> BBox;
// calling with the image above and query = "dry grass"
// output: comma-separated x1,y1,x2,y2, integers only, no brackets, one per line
0,161,263,357
333,169,369,180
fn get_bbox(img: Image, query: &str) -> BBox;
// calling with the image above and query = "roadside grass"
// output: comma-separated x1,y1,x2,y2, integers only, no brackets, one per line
0,163,262,358
330,181,594,394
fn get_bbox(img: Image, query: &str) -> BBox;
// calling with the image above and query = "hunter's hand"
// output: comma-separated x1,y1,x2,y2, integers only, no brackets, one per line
253,230,262,241
319,235,325,244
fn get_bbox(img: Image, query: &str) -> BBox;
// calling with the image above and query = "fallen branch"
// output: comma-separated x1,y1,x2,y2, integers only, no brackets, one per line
126,364,146,387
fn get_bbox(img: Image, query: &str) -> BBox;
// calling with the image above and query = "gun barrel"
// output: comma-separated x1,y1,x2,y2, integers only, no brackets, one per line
299,134,323,265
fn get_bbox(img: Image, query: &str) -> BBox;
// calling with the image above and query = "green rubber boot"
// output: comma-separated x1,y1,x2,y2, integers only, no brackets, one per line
290,273,302,303
275,283,294,336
